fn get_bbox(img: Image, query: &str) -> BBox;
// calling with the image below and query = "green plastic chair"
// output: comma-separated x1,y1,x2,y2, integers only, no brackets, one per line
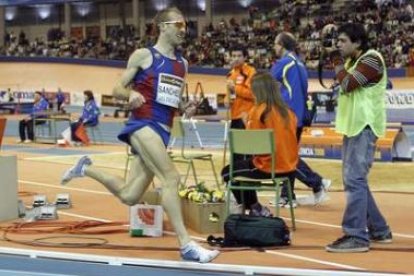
170,116,220,187
226,129,296,230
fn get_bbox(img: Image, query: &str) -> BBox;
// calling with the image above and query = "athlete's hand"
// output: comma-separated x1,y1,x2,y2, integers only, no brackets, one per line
112,83,132,101
128,92,146,110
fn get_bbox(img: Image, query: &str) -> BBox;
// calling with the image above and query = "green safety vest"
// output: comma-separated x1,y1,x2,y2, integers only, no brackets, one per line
335,49,387,137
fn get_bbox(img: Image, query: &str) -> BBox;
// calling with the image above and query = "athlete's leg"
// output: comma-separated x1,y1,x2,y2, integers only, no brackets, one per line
130,127,219,262
84,152,154,206
128,127,190,246
61,126,218,262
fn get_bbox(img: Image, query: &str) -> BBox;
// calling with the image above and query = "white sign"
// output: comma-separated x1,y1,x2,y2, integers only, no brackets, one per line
156,73,184,108
385,90,414,109
0,90,36,103
71,91,85,107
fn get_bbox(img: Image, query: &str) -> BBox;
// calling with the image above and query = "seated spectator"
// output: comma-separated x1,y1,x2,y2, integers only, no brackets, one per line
221,72,298,216
70,90,100,144
18,91,49,143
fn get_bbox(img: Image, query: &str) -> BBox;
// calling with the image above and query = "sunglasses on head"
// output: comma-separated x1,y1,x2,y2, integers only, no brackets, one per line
162,21,187,29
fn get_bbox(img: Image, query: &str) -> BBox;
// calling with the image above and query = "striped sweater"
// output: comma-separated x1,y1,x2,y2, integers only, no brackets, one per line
332,52,384,93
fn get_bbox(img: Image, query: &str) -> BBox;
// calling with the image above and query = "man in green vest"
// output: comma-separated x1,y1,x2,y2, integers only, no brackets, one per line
325,23,392,253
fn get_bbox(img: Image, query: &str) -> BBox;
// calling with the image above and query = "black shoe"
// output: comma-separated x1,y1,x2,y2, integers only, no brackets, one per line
326,236,369,253
370,231,392,244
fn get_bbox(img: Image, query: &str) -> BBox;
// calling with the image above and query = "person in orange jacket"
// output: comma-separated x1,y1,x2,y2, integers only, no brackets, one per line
226,46,256,162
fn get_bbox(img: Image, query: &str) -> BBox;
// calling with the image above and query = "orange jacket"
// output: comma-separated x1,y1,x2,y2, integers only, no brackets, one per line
247,103,298,174
227,63,256,120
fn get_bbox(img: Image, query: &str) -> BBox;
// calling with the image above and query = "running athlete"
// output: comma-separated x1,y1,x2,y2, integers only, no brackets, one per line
60,7,219,263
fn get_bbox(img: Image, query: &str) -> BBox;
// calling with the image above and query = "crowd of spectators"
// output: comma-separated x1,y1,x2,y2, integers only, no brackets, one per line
1,0,413,70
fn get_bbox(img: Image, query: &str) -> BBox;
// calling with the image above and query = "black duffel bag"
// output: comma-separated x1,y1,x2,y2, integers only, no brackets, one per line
223,214,291,247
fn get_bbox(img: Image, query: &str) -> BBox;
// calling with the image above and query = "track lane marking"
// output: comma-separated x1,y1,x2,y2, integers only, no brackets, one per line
20,179,414,239
57,211,363,271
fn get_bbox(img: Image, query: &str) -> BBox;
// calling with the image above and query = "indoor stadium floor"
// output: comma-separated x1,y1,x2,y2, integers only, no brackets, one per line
0,114,413,275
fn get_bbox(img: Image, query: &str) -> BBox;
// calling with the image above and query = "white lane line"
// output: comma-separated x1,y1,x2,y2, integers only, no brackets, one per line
57,211,203,241
57,211,362,271
281,217,414,239
58,211,112,222
23,152,126,161
265,251,362,270
282,217,341,229
0,269,74,276
19,180,112,195
21,179,414,239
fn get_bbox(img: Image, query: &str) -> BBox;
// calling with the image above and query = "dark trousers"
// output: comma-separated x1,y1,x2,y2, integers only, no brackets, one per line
281,127,323,198
222,159,295,209
19,119,44,141
57,101,64,111
230,118,249,162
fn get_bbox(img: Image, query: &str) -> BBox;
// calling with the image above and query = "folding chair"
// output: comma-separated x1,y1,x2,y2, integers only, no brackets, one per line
124,145,135,181
35,121,52,138
86,124,103,144
226,129,296,230
170,116,219,187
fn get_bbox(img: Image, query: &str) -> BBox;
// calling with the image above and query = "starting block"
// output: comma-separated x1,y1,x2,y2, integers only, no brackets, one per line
38,204,58,220
32,195,48,208
55,193,71,209
24,204,58,221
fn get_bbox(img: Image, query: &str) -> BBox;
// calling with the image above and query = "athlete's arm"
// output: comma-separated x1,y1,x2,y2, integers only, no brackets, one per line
112,48,152,109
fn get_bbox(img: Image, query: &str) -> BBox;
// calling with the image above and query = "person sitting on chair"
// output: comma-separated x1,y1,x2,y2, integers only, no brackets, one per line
221,72,299,216
70,90,100,144
18,91,49,143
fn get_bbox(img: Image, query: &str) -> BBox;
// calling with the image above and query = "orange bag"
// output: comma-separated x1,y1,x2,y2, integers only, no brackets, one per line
74,123,90,145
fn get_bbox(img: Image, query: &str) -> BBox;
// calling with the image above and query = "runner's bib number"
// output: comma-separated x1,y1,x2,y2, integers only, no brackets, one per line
156,73,184,108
